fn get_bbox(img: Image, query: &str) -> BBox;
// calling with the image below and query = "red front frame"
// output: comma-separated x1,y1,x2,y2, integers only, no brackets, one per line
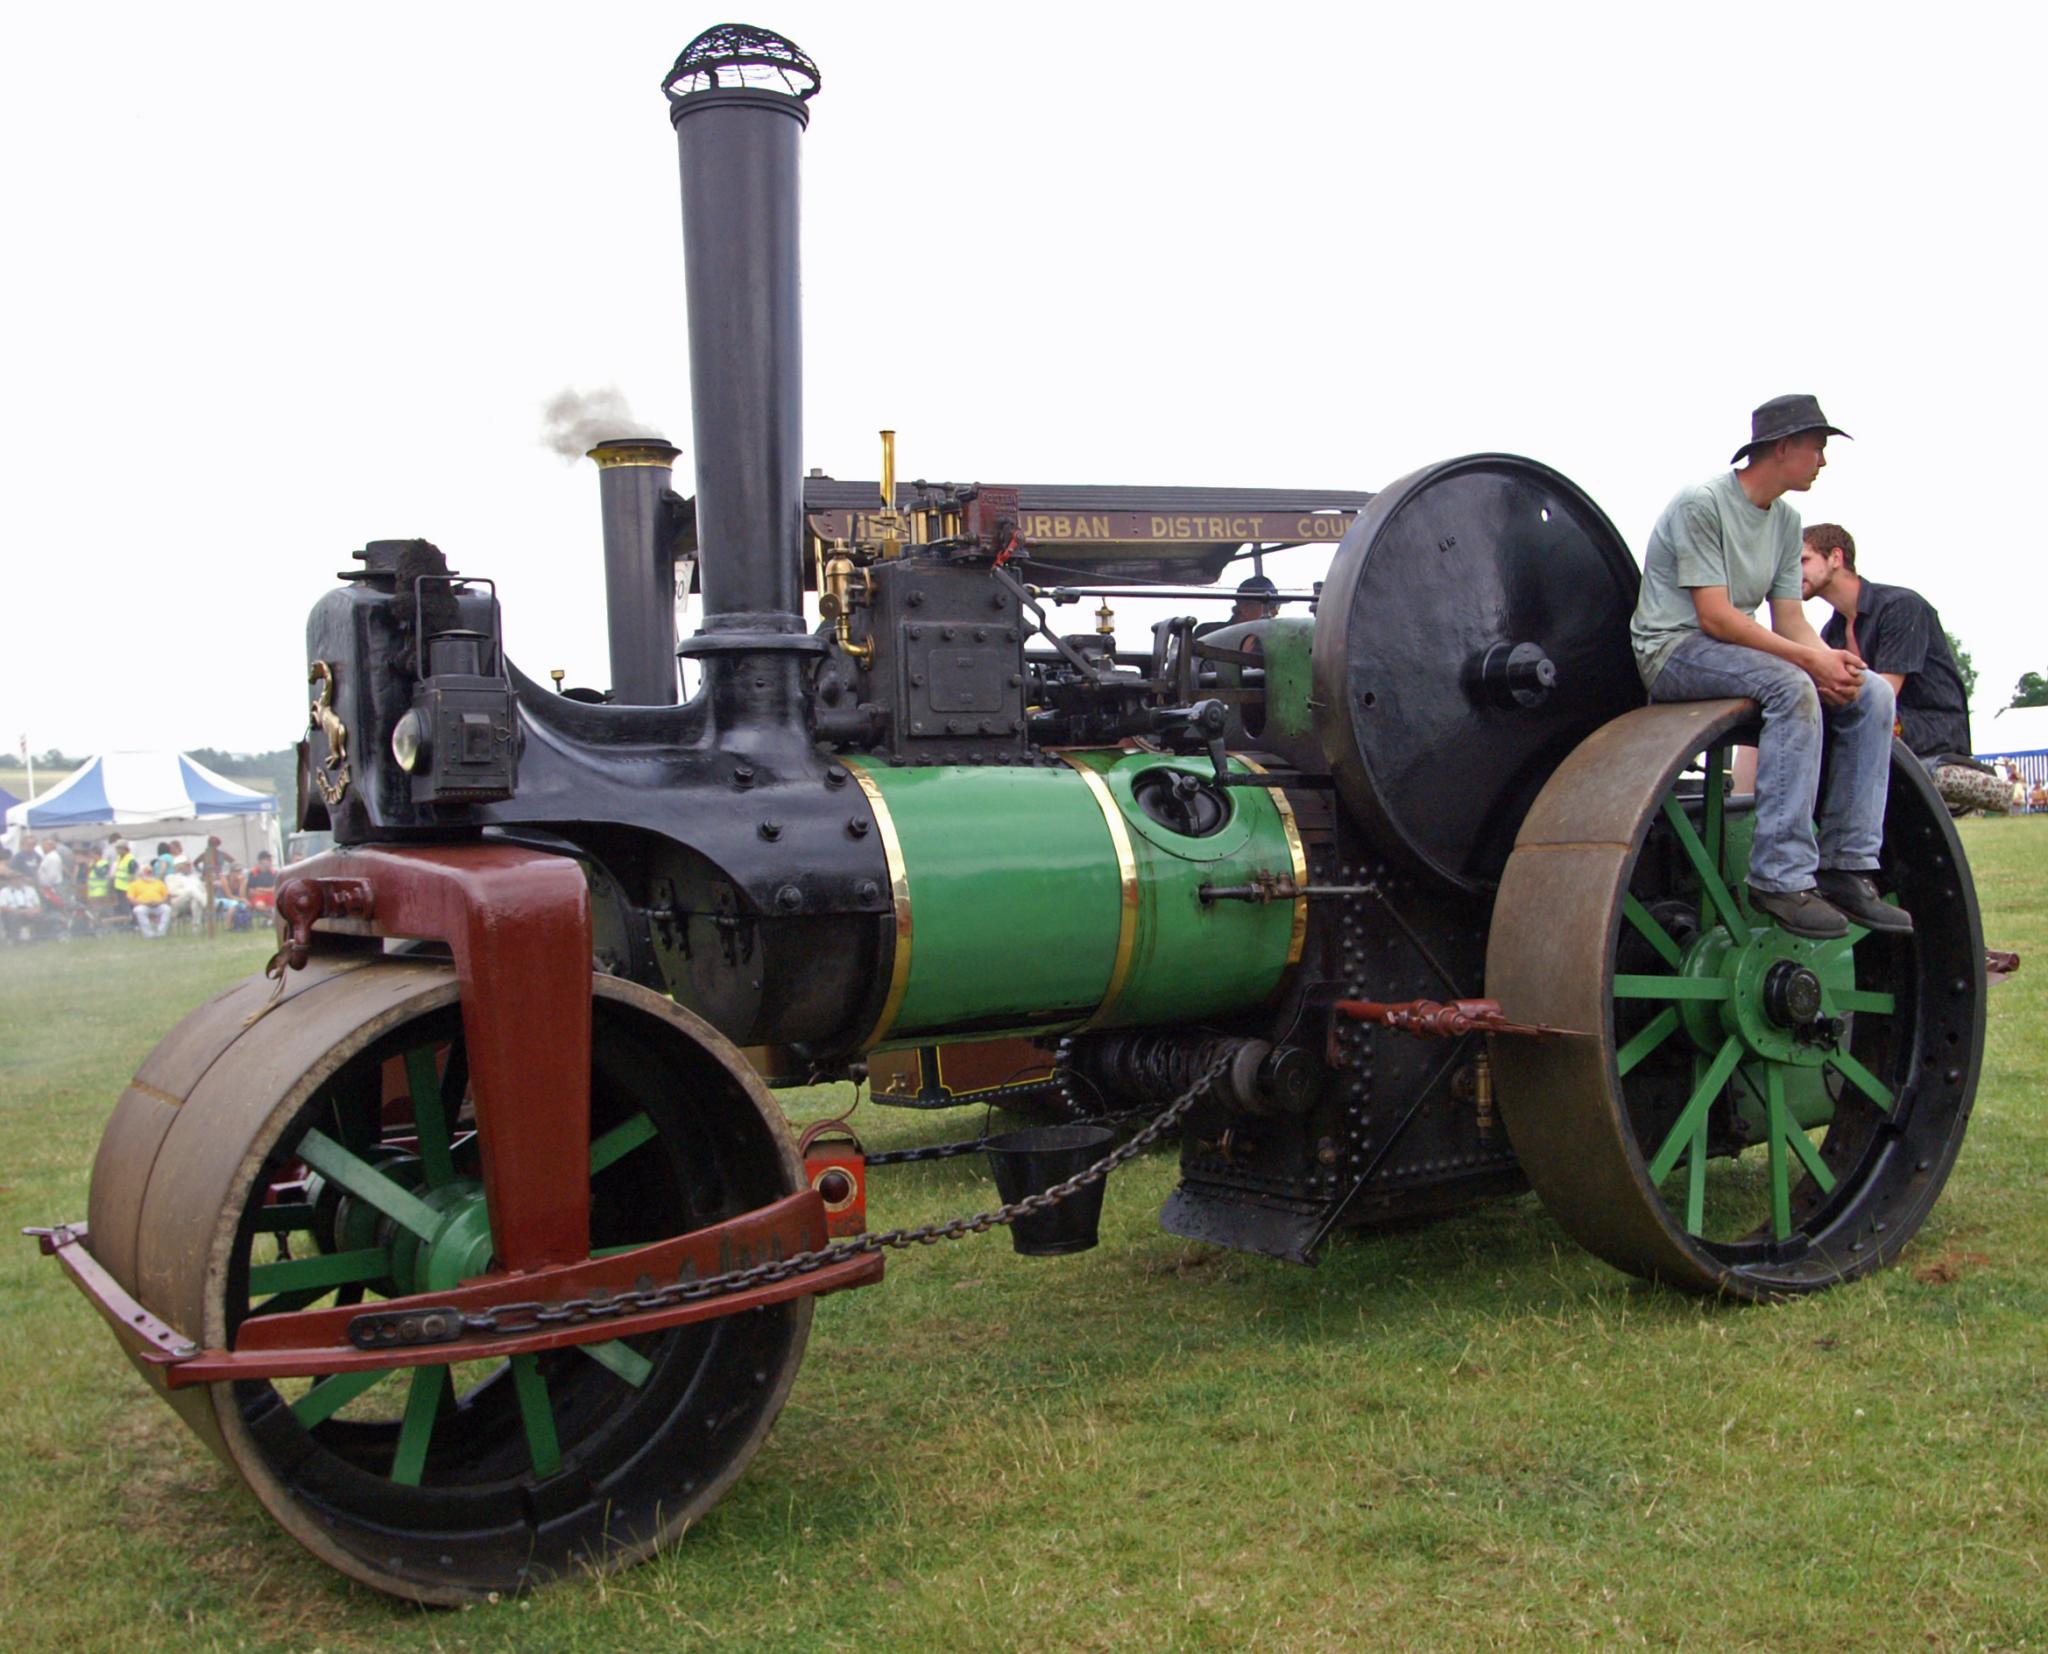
34,839,886,1387
280,843,597,1272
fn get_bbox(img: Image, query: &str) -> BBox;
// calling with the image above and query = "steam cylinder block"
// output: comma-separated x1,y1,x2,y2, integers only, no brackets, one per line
855,751,1304,1047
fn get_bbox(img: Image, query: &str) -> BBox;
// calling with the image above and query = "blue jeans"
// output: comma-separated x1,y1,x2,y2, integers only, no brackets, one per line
1648,633,1895,894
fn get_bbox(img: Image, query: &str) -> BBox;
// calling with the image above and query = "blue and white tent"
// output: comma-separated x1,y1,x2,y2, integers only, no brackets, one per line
1977,705,2048,791
2,751,282,865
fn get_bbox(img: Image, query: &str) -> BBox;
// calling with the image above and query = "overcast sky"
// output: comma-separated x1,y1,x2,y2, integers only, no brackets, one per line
4,2,2041,764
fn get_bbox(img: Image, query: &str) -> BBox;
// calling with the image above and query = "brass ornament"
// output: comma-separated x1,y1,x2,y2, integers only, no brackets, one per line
307,661,352,807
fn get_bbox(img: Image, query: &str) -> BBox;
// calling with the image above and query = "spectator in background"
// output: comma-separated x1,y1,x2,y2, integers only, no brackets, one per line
246,851,279,911
0,870,44,943
164,860,206,928
85,849,115,907
111,840,140,911
197,835,243,899
151,841,176,877
37,836,67,893
2029,777,2048,813
1230,574,1282,625
127,864,172,938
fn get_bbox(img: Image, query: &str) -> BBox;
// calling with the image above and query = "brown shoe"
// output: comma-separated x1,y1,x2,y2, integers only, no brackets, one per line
1816,870,1914,934
1746,885,1850,940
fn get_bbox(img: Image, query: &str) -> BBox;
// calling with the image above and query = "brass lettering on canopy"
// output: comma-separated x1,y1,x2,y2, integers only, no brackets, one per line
806,508,1356,550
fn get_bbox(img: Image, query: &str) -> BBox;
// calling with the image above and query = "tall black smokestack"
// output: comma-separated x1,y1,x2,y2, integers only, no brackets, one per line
589,438,682,704
663,25,818,639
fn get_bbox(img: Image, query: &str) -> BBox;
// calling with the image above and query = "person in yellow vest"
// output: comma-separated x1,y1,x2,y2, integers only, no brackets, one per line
85,854,115,906
127,866,172,938
110,841,140,911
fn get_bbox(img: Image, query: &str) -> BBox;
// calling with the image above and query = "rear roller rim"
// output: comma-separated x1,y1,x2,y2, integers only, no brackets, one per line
210,977,809,1602
1492,707,1983,1297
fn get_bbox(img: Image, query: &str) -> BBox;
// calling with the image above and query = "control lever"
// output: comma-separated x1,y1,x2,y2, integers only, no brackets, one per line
1151,699,1231,783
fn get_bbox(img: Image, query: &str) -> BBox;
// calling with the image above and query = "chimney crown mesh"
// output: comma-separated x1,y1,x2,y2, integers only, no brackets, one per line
663,24,819,104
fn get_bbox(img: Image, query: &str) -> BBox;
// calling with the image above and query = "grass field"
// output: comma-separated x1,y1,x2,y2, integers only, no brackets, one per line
2,819,2043,1652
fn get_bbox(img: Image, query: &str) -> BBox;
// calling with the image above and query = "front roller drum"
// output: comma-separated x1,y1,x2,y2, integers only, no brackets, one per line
1487,700,1984,1298
84,954,813,1603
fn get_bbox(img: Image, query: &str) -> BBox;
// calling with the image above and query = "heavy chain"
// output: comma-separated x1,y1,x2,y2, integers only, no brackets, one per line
434,1055,1224,1343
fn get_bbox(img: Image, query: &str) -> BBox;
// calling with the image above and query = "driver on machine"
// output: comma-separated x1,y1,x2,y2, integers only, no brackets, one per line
1627,394,1911,941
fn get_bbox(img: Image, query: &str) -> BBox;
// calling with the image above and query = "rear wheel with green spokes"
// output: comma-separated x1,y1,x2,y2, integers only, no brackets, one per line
1487,699,1985,1298
90,960,811,1603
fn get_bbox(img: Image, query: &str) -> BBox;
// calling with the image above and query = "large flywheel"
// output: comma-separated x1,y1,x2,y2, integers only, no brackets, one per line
1310,453,1645,892
1486,700,1985,1297
85,956,812,1603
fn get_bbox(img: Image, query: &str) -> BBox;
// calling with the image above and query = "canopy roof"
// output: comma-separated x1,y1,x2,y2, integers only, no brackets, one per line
3,751,278,831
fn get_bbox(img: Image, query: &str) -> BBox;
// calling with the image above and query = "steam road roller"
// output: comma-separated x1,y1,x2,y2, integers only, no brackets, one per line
31,23,1985,1603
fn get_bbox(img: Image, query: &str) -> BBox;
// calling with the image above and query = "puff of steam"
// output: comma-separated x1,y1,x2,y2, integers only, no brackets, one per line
541,387,660,461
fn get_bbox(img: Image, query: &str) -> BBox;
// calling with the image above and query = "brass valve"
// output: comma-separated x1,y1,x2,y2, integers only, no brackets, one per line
820,543,872,665
1095,599,1116,636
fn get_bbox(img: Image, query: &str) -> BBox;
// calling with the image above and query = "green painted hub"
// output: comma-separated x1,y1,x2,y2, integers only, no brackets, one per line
1723,928,1835,1067
1671,923,1856,1069
386,1178,493,1294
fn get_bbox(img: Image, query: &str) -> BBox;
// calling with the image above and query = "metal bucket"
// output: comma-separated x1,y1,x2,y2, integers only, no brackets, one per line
984,1123,1116,1256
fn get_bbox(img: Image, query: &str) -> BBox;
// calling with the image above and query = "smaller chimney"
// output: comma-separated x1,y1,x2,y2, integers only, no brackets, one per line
589,438,683,705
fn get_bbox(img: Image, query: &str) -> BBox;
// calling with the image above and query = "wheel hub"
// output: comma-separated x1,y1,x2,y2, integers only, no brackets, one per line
385,1178,495,1294
1761,959,1824,1030
1671,922,1852,1068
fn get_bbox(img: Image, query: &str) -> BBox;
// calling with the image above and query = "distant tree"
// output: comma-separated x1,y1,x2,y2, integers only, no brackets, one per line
2011,672,2048,709
1945,632,1976,703
33,748,76,769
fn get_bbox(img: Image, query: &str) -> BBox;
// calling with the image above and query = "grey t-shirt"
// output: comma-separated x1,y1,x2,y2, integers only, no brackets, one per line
1629,470,1802,688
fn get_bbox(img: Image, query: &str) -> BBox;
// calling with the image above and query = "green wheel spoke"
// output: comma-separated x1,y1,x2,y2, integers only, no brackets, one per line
404,1046,458,1189
1615,974,1729,1002
1661,797,1749,940
1647,1036,1742,1184
1616,1008,1681,1077
1623,895,1685,969
292,1365,394,1428
591,1112,657,1177
580,1340,654,1388
1684,1114,1708,1236
389,1363,448,1486
1777,1109,1837,1197
1832,988,1896,1015
1702,747,1727,872
249,1246,391,1296
1766,1068,1793,1241
1826,1049,1895,1113
510,1354,562,1478
296,1129,443,1242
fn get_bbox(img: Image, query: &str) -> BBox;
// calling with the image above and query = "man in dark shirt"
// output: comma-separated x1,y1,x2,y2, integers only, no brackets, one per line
1800,524,1972,756
1800,524,2007,812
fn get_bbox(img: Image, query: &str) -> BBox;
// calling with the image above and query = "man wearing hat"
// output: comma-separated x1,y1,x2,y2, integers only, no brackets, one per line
1230,574,1282,626
1629,394,1909,941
